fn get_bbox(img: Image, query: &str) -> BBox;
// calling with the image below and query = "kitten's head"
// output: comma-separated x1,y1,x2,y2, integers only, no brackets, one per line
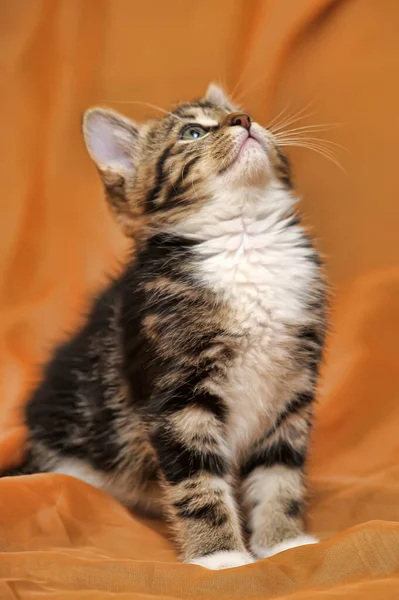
83,84,292,237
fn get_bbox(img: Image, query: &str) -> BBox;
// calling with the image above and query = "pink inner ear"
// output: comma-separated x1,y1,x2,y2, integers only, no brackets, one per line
85,112,135,172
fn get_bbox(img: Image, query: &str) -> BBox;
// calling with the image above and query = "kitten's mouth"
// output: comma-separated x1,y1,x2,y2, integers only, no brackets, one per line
240,128,266,152
239,136,261,152
225,130,267,171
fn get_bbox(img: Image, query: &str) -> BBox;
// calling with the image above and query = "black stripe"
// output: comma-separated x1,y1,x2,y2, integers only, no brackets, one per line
287,214,301,227
286,391,314,414
147,233,198,254
181,156,200,181
134,233,197,278
280,176,292,188
192,389,227,421
152,430,227,484
195,100,214,109
286,499,303,518
296,236,313,249
145,144,173,211
161,156,201,209
307,295,326,314
310,252,323,266
298,326,323,346
163,182,190,207
240,440,306,479
173,499,228,527
298,325,324,370
183,481,198,490
163,120,177,135
270,391,314,434
172,104,195,117
178,112,196,120
157,379,227,422
275,149,293,187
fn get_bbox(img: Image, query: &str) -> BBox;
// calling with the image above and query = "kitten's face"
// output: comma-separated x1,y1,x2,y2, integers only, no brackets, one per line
140,96,271,189
83,84,291,235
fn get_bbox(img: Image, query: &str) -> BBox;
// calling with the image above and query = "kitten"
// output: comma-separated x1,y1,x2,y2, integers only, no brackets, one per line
1,84,326,569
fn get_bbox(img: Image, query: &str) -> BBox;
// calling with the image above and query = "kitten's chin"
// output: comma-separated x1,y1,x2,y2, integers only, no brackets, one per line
222,144,271,188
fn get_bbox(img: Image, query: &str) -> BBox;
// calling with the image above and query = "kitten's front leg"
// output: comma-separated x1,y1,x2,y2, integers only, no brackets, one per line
240,391,318,559
151,399,253,569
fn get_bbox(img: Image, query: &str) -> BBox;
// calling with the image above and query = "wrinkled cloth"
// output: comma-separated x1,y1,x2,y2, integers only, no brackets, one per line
1,0,399,598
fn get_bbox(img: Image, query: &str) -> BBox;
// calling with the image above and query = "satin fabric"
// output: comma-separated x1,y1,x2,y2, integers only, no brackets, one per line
1,1,399,597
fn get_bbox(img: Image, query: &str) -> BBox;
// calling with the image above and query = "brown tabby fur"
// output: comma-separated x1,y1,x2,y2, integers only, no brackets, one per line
1,84,326,568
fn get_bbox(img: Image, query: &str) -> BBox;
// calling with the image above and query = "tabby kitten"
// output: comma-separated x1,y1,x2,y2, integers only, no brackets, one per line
2,84,326,569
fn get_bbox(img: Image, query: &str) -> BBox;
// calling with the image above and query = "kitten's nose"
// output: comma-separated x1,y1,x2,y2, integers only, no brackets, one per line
224,112,251,130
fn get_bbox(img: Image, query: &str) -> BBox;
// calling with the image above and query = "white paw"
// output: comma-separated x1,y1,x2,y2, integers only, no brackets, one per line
253,534,319,559
189,550,255,570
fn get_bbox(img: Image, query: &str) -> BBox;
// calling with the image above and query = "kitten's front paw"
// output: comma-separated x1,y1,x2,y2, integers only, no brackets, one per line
189,550,255,570
252,534,319,559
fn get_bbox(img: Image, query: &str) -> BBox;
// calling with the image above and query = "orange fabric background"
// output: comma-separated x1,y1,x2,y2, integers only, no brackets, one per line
1,0,399,597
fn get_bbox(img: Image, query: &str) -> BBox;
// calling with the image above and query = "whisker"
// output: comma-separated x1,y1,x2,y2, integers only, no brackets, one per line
233,78,264,105
230,71,246,101
269,111,318,134
279,139,339,158
103,100,184,122
293,145,344,171
234,70,304,106
268,102,316,133
217,74,227,92
267,103,292,129
231,57,262,102
231,57,258,97
213,76,231,97
168,165,178,194
274,134,343,153
278,140,345,172
233,71,288,106
181,156,195,182
278,138,337,155
191,172,200,203
273,123,341,137
300,145,338,163
274,132,346,150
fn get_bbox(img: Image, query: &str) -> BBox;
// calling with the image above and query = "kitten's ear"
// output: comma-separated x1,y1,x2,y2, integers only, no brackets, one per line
205,83,235,110
83,107,139,178
82,107,142,236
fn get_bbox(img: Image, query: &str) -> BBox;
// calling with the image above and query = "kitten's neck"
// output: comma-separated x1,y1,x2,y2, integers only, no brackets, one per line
169,181,298,243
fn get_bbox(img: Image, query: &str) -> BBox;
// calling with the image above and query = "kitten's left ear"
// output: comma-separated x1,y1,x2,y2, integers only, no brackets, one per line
205,83,235,110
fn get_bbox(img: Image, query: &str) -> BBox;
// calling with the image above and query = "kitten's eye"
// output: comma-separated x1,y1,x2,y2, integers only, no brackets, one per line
180,125,207,141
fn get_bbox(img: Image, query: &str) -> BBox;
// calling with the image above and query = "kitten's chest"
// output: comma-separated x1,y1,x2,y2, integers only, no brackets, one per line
199,227,312,340
197,228,314,453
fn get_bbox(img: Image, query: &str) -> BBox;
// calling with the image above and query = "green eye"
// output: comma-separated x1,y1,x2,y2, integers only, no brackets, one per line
180,125,207,141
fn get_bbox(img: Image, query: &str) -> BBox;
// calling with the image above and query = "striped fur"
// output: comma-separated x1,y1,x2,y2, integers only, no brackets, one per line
1,84,326,569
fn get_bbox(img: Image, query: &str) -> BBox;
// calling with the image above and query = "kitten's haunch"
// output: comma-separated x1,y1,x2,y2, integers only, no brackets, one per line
1,83,326,570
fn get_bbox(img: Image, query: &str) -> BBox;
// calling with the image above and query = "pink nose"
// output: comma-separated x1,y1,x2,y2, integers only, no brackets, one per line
224,112,251,131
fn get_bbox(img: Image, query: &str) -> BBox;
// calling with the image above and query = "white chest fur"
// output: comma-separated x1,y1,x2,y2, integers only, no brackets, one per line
180,183,318,455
